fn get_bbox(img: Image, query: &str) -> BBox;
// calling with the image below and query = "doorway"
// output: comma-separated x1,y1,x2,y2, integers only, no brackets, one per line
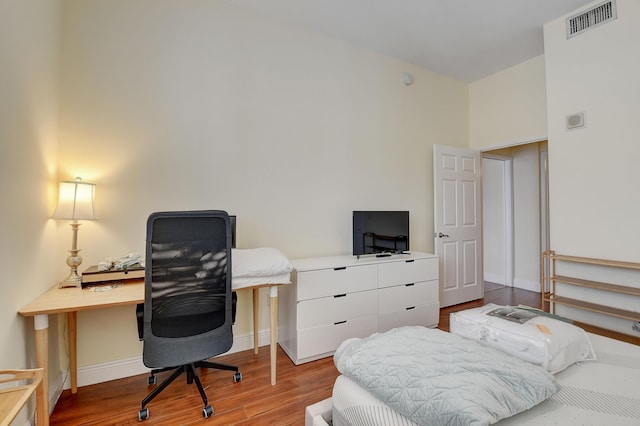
482,155,513,287
482,141,548,293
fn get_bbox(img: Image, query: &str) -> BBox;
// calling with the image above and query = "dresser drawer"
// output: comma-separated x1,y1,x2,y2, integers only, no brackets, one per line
296,264,377,301
297,315,378,360
378,280,438,314
378,302,439,332
378,257,438,288
298,289,378,329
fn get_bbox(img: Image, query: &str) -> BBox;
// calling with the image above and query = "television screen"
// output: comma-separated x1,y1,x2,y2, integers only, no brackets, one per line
352,211,409,256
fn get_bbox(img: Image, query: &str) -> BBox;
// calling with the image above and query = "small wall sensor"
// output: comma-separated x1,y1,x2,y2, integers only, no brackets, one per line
566,112,586,130
402,72,414,86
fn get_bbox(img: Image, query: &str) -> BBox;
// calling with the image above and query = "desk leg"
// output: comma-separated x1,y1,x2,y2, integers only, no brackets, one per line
252,288,259,355
269,286,278,386
35,369,46,426
67,311,78,393
34,314,50,426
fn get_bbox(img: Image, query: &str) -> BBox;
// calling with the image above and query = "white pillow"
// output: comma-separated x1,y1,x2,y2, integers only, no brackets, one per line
231,247,293,278
450,304,596,374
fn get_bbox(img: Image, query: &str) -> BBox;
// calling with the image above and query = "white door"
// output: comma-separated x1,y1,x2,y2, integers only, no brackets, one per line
433,145,483,307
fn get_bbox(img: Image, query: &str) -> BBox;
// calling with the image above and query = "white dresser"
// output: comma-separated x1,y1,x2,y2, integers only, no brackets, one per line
278,252,439,365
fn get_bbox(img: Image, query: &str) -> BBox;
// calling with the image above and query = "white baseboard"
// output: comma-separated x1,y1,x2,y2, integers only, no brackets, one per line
484,273,507,286
62,330,271,390
22,377,62,426
513,278,539,292
48,370,66,416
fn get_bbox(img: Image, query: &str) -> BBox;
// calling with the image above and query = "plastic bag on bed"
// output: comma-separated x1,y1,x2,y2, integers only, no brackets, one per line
450,304,596,373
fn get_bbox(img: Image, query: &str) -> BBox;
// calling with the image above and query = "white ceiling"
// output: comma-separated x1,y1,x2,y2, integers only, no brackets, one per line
226,0,596,82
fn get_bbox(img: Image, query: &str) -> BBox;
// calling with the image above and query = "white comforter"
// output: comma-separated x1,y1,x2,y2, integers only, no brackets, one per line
333,326,559,426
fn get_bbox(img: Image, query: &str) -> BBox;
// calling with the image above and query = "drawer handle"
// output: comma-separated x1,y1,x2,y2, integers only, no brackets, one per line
405,259,415,263
334,293,347,298
406,306,416,310
405,283,415,287
334,320,347,325
334,266,347,271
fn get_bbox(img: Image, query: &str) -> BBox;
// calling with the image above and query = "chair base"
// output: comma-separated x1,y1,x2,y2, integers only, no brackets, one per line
138,360,242,421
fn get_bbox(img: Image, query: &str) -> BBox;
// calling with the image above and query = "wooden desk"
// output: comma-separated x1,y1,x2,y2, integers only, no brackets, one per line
19,279,283,423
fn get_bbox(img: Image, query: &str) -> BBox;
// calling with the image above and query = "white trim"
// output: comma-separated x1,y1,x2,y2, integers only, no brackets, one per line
540,150,550,292
484,272,507,286
49,371,65,414
62,330,272,389
479,135,548,153
69,356,147,389
22,371,64,425
503,158,514,287
513,278,540,292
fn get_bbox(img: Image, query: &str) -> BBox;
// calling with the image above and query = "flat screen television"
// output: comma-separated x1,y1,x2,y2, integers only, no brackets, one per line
352,211,409,257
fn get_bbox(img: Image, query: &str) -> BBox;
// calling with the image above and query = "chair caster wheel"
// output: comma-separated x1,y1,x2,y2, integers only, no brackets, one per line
138,408,149,421
147,376,156,385
233,372,242,383
202,405,214,418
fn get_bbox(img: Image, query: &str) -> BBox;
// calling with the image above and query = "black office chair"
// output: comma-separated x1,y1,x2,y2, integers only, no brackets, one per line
137,210,242,421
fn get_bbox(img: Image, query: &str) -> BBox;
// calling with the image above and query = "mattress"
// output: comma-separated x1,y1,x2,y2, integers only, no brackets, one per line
325,333,640,426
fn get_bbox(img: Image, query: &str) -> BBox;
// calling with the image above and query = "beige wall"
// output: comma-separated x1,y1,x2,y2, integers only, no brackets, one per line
545,0,640,260
544,0,640,335
58,0,468,370
18,0,638,403
469,55,548,149
0,0,62,421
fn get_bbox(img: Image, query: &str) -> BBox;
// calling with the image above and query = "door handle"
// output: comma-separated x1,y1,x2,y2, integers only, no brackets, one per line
435,232,450,238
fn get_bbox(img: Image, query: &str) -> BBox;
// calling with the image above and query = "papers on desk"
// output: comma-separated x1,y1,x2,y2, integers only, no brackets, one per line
88,282,123,292
81,264,144,286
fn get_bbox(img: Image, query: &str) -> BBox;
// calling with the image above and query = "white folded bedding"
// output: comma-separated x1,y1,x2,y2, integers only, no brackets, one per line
334,326,558,425
230,247,292,289
232,272,291,290
232,247,292,278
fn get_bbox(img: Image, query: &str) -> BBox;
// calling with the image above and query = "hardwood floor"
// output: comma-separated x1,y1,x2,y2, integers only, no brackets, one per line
48,286,627,425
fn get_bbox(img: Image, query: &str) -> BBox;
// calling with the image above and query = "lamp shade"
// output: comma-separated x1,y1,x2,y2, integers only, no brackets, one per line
52,178,97,221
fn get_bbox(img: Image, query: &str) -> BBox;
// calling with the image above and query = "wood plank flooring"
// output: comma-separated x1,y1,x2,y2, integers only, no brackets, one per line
48,286,630,425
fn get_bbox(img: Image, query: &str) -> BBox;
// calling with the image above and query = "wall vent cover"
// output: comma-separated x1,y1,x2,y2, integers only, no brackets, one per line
567,0,617,38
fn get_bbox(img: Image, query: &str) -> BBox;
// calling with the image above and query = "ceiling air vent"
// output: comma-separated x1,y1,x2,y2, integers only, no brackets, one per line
566,0,617,39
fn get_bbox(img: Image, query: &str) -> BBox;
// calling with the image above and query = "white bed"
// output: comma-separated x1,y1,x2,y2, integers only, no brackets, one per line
306,332,640,426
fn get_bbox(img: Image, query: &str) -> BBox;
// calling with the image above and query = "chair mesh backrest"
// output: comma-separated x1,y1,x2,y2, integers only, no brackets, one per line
142,210,233,368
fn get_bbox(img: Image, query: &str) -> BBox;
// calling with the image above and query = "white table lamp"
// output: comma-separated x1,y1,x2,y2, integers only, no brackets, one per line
52,177,97,288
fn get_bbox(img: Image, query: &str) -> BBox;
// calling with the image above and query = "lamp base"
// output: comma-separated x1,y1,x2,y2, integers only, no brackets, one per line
58,273,82,289
59,244,83,289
